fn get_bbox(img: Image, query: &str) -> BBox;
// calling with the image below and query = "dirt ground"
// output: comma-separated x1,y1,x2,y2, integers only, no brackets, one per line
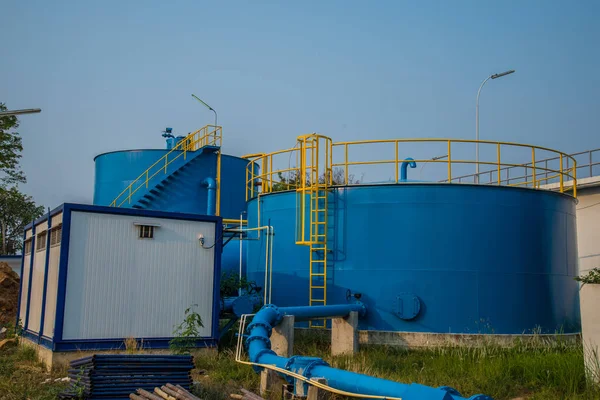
0,262,20,326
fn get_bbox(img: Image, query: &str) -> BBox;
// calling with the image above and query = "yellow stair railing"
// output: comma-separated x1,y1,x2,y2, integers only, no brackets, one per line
296,134,333,328
110,125,222,208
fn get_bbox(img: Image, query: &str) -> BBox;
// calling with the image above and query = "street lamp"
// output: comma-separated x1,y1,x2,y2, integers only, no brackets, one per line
475,69,515,182
0,108,41,117
191,94,217,127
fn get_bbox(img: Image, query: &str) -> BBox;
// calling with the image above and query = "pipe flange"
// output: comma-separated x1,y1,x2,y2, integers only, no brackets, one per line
246,321,273,336
303,358,330,379
261,304,283,325
282,356,300,384
245,334,271,350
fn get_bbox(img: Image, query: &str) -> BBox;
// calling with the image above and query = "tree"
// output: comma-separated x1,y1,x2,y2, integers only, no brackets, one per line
0,103,44,254
270,167,361,192
0,103,25,185
0,187,44,254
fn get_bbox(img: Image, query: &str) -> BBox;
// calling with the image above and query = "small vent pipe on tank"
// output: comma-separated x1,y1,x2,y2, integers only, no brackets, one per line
401,158,417,181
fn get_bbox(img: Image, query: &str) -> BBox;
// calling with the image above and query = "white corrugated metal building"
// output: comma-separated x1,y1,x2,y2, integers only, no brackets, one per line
18,203,222,352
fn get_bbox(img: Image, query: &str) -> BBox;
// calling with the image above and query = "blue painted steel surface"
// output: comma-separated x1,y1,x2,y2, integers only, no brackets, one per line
246,184,580,334
245,304,491,400
222,294,262,317
93,150,248,219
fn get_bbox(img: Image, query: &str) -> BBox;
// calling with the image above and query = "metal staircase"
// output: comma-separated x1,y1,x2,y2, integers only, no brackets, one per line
295,134,333,328
109,125,222,213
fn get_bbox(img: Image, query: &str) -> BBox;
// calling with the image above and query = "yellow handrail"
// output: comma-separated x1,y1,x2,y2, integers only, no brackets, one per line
110,125,222,207
246,137,577,199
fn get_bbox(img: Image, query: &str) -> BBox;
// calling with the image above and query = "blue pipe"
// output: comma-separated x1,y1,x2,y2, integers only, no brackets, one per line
222,294,262,317
400,158,417,181
203,177,216,216
245,304,492,400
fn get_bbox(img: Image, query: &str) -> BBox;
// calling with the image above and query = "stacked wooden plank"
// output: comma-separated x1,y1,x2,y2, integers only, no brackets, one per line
59,355,195,399
130,383,201,400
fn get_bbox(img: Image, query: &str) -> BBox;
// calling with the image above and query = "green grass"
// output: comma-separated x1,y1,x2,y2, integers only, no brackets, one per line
192,331,600,400
0,343,69,400
1,332,598,400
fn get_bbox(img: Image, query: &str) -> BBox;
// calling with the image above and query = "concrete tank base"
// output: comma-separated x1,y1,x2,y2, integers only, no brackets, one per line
295,328,581,348
19,336,217,371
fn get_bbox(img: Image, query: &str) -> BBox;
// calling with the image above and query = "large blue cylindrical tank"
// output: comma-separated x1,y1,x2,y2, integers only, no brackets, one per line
93,150,247,219
246,184,580,334
93,149,249,274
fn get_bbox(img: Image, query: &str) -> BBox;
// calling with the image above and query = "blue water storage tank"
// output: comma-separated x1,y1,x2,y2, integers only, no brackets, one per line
93,149,249,274
246,184,580,334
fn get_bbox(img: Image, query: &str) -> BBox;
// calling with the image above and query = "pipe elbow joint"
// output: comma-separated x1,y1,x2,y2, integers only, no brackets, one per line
202,177,216,189
400,158,417,181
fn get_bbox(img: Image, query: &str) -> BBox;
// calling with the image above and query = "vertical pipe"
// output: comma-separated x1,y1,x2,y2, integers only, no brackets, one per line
590,151,593,178
447,141,452,183
269,154,273,194
203,177,216,216
345,144,349,186
395,141,399,183
216,152,222,216
559,154,564,193
497,144,501,185
531,148,536,188
269,225,274,304
239,212,244,297
573,159,577,198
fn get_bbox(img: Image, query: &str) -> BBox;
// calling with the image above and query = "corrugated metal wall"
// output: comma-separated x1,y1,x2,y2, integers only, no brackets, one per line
43,213,63,337
62,211,215,340
27,221,48,333
19,244,31,324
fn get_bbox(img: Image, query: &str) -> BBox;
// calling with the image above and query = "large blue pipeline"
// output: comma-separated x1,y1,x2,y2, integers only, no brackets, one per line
245,304,492,400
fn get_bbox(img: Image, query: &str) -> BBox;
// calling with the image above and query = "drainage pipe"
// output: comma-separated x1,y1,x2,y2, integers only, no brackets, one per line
244,304,491,400
400,158,417,181
203,177,216,216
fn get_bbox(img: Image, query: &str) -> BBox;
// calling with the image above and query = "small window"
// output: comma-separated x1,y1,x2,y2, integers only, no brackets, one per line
138,225,154,239
50,225,62,247
36,231,47,252
24,239,32,255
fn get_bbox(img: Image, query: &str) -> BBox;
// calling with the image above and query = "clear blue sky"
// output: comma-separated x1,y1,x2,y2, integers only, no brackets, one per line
2,0,599,207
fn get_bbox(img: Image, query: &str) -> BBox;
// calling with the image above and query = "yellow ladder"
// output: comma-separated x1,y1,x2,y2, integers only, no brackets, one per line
296,134,332,328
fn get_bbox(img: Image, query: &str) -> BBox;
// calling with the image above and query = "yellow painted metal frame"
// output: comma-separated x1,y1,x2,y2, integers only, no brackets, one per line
109,125,223,209
246,137,577,199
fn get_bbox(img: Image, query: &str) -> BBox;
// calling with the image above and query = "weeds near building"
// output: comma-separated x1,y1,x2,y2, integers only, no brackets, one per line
170,305,204,354
575,267,600,287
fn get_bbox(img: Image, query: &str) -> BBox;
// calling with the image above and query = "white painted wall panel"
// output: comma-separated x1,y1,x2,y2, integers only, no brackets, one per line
42,243,61,338
27,237,47,333
19,253,31,323
62,211,216,340
576,190,600,275
51,212,63,227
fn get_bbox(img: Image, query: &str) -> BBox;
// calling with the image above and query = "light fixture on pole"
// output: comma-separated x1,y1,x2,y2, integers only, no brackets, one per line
0,108,42,117
475,69,515,183
191,94,217,127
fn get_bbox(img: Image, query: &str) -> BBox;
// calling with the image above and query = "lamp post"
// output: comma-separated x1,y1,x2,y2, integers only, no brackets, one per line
0,108,41,117
475,70,515,182
191,94,217,127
